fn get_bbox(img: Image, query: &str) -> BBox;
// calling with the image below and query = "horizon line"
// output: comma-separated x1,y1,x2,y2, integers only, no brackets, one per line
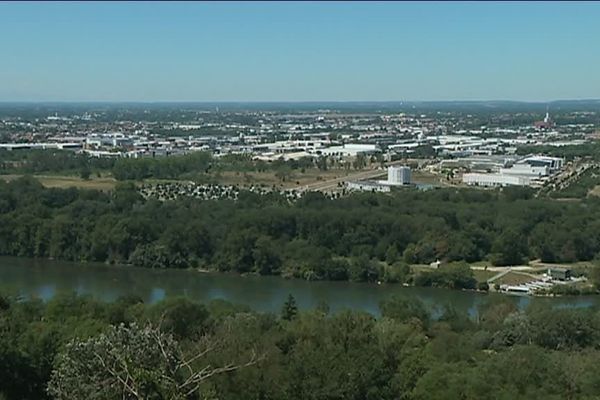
1,98,600,104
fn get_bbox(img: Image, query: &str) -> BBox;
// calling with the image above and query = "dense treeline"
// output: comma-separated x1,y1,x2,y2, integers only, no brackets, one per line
112,151,213,180
112,152,323,181
2,178,600,281
3,293,600,399
0,150,115,177
516,142,600,161
0,150,330,181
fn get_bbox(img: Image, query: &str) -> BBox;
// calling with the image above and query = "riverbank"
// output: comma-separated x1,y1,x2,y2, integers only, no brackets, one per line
1,256,599,317
3,254,598,299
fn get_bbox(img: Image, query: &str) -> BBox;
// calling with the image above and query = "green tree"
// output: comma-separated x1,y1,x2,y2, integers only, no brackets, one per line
281,294,298,321
47,323,260,400
490,229,528,266
380,296,430,326
253,236,282,275
79,166,91,180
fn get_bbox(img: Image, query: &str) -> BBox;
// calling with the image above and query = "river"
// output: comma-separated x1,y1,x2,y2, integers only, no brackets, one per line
0,256,597,316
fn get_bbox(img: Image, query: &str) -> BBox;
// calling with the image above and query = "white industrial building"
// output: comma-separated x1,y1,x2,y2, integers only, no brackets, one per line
252,139,329,154
439,155,519,172
0,142,83,150
320,143,380,157
518,155,564,172
462,154,564,188
499,163,549,178
85,133,133,148
463,173,532,187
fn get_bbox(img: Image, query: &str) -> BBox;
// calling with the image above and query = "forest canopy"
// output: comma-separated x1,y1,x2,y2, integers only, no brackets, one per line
1,177,600,283
2,292,600,399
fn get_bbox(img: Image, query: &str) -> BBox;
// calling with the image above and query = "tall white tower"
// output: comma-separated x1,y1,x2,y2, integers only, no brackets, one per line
387,166,411,185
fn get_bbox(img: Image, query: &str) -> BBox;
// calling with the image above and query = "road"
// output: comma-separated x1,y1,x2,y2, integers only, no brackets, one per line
537,160,594,197
302,168,387,192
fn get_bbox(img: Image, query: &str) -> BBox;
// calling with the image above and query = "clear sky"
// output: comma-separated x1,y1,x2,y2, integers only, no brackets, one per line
1,1,599,102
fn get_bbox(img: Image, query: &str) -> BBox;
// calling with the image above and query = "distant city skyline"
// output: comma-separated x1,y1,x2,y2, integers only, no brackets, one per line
1,1,599,102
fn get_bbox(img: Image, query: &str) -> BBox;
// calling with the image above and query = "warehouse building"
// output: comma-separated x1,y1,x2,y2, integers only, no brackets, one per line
320,143,380,157
463,173,531,187
518,155,564,172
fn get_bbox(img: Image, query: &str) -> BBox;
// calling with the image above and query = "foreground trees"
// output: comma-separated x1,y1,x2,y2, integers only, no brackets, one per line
2,293,600,399
48,323,260,400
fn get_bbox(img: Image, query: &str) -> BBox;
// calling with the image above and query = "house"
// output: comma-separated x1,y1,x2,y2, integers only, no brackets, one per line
548,267,572,281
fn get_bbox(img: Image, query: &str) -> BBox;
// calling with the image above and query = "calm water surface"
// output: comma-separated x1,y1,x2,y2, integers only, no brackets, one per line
0,256,597,316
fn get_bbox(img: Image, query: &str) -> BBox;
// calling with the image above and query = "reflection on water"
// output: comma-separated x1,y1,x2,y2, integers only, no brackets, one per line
149,287,166,303
36,284,56,300
0,256,597,316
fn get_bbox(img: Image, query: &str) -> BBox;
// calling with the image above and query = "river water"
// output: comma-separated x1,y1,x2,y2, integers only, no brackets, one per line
0,256,597,316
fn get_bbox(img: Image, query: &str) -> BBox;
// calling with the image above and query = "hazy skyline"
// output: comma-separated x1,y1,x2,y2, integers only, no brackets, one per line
1,1,599,102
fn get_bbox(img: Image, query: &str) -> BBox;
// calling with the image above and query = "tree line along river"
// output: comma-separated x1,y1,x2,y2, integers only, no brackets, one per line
0,256,597,316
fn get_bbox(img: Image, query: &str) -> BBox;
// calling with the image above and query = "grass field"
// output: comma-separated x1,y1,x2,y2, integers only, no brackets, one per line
472,270,497,283
412,170,446,185
410,264,435,272
0,174,117,191
0,165,449,193
494,271,537,286
470,260,492,268
212,169,350,189
0,169,352,192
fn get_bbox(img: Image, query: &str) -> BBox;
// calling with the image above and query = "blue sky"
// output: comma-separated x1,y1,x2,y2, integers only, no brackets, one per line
1,1,599,102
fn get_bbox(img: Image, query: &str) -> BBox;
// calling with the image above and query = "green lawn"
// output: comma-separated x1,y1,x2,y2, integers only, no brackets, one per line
472,270,497,283
494,271,537,286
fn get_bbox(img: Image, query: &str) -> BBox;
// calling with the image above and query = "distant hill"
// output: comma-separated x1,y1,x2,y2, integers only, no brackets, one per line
1,99,600,115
